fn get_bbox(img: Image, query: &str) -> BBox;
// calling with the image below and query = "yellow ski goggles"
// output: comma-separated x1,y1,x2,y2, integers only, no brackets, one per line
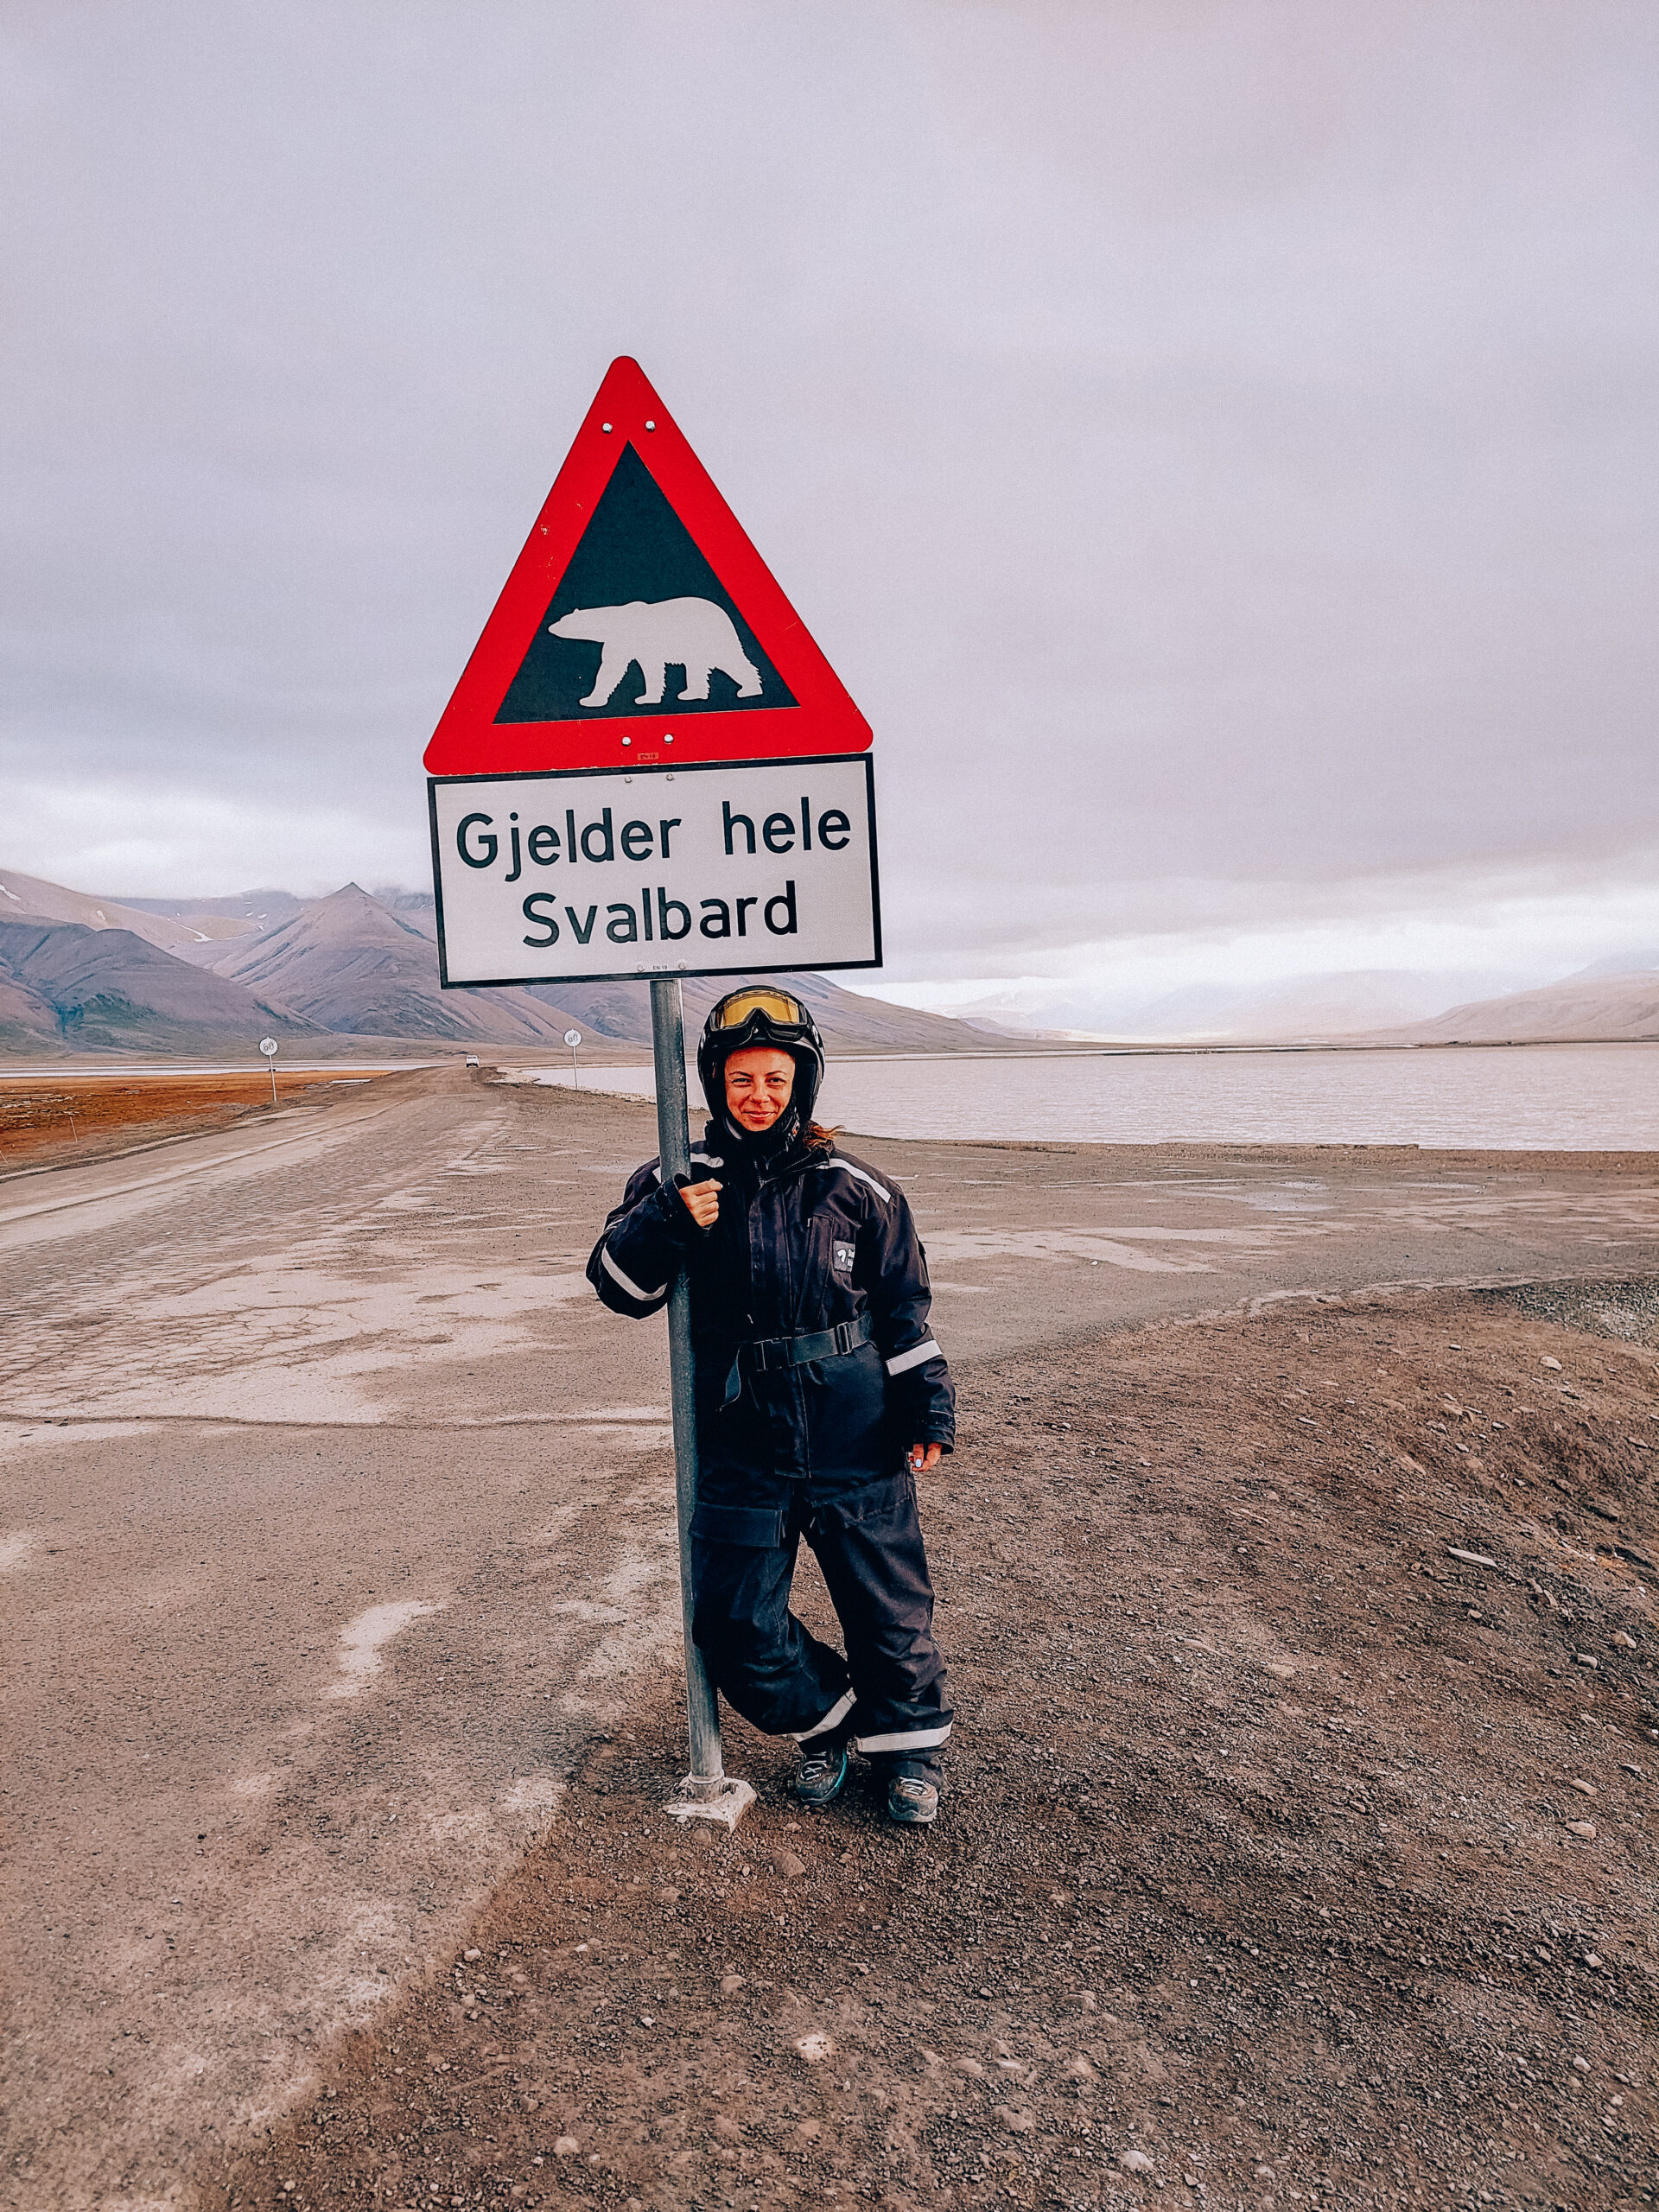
709,988,812,1033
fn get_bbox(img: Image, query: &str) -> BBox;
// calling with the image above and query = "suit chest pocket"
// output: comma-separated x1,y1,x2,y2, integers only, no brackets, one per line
804,1215,861,1311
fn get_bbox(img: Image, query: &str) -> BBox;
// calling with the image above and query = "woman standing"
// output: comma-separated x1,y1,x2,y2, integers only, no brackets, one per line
587,986,954,1824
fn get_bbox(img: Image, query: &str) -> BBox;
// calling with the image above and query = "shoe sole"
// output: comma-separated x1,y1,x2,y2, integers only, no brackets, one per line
887,1800,938,1825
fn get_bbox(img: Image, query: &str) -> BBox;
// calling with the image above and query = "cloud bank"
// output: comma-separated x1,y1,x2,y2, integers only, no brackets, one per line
3,1,1655,1002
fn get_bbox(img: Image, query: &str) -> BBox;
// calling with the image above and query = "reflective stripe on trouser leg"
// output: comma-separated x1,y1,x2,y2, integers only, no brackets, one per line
788,1688,856,1743
851,1721,952,1752
804,1470,952,1758
689,1514,851,1739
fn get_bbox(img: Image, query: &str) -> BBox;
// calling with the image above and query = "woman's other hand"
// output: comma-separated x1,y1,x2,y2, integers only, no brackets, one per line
677,1178,721,1229
907,1443,943,1474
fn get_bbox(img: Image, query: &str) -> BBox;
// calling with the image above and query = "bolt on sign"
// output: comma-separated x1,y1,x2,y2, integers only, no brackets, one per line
425,357,879,988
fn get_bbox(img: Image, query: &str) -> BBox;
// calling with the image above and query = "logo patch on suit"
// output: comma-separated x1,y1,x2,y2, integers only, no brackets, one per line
832,1243,855,1273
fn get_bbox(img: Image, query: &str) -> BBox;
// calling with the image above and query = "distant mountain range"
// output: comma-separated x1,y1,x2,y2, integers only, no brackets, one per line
1378,969,1659,1046
952,959,1659,1046
2,862,1654,1058
0,915,313,1056
1146,961,1659,1047
0,868,286,957
0,867,1014,1058
208,885,587,1046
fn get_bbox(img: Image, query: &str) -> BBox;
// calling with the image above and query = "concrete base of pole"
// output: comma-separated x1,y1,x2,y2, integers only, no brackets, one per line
663,1775,757,1830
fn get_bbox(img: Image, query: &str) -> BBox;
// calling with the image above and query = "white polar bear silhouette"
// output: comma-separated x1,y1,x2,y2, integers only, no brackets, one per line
547,597,764,709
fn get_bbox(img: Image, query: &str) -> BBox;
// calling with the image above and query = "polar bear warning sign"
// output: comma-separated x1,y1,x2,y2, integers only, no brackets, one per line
423,358,870,775
425,364,880,1819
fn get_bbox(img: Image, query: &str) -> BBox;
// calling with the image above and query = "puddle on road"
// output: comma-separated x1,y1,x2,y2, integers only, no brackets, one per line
922,1216,1350,1280
4,1256,603,1426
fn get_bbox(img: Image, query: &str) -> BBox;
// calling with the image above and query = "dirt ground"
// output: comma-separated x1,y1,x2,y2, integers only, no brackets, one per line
0,1071,384,1171
205,1285,1658,2212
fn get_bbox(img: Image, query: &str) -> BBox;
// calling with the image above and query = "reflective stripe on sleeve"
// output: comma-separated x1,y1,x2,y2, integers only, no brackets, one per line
853,1721,952,1753
649,1149,724,1185
787,1688,856,1742
829,1161,891,1204
885,1338,942,1376
601,1243,667,1306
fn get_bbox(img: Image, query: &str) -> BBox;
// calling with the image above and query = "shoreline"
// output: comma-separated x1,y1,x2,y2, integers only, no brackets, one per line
4,1034,1657,1077
500,1043,1659,1155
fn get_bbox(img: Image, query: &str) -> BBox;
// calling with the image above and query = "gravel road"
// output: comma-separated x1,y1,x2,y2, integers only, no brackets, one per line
3,1065,1656,2209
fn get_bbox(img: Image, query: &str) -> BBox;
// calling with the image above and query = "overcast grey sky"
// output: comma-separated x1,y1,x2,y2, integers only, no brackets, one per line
3,2,1656,1019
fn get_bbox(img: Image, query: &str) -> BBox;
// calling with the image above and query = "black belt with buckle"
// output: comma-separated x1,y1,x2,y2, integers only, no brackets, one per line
718,1311,874,1405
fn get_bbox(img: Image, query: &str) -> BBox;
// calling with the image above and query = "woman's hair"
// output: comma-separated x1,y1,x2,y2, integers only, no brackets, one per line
803,1120,840,1154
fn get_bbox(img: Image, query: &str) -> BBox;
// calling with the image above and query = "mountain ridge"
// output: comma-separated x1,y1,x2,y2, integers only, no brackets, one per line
0,918,317,1055
0,868,263,958
3,863,1655,1058
1373,969,1659,1046
208,885,597,1045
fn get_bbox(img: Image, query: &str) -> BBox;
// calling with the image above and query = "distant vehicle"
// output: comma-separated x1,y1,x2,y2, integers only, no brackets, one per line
465,1055,480,1068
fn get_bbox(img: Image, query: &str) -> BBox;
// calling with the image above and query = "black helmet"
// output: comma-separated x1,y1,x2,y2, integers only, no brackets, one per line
697,985,825,1127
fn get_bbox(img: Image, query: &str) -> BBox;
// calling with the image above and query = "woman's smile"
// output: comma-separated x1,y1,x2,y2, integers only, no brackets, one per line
724,1046,797,1132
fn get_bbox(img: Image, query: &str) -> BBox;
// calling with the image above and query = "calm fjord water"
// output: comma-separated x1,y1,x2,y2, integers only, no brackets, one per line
532,1041,1658,1151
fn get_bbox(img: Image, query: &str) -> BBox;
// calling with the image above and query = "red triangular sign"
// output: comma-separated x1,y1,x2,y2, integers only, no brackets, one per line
423,358,871,775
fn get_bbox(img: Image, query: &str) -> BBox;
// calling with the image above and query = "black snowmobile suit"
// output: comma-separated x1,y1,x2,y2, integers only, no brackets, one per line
586,1114,954,1770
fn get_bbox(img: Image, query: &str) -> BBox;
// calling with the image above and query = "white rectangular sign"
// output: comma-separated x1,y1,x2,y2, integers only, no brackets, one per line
429,754,880,987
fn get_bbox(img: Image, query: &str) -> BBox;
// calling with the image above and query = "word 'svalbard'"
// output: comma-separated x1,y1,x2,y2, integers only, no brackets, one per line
429,757,879,988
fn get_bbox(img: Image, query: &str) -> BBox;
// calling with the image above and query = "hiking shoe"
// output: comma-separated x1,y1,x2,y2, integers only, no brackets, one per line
887,1774,938,1826
795,1742,849,1808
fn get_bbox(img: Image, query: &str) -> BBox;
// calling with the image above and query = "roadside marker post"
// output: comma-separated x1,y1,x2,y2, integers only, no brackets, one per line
424,359,879,1829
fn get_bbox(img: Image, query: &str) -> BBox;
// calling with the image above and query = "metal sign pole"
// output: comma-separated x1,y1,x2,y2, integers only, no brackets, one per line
650,979,753,1826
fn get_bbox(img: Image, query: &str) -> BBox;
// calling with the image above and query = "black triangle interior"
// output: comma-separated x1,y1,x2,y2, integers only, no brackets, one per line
494,446,796,723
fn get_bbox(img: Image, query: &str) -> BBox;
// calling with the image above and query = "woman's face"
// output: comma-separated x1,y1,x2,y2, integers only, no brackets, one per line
724,1046,796,1133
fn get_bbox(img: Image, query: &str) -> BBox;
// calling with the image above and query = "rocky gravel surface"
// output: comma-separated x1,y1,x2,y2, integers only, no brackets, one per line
209,1286,1659,2212
1481,1280,1659,1354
